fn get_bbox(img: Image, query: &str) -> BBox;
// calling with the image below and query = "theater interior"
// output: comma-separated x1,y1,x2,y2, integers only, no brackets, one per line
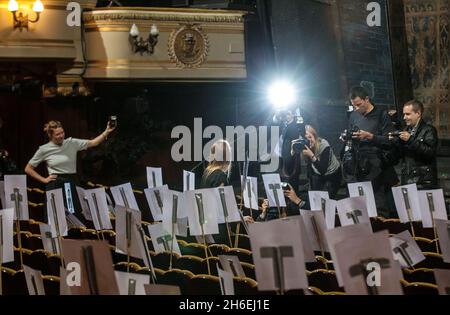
0,0,450,300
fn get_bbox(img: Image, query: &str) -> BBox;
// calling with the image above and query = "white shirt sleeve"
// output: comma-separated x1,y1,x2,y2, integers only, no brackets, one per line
70,137,89,151
28,147,45,167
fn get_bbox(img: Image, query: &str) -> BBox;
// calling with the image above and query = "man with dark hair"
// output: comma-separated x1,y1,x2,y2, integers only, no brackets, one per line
272,109,303,193
398,100,438,189
343,86,399,215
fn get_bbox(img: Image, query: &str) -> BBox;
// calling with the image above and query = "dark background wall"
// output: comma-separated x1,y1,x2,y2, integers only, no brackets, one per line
337,0,395,107
0,0,408,190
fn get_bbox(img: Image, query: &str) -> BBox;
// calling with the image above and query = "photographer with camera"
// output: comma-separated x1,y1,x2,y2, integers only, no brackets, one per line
391,100,438,189
343,86,399,213
24,119,116,220
292,125,341,199
272,109,303,194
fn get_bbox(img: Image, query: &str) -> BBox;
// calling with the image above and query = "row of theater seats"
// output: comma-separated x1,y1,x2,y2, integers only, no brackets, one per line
2,185,449,295
1,266,442,296
2,234,449,295
2,246,447,295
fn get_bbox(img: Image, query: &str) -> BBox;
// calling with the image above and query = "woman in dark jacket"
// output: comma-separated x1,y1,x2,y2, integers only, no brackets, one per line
200,140,254,246
293,125,341,199
200,139,232,189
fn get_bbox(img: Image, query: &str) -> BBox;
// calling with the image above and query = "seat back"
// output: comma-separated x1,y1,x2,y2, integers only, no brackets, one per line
227,248,253,264
307,269,341,292
27,234,44,251
188,275,221,295
233,277,258,295
182,243,207,258
159,269,194,295
208,244,230,257
401,280,439,295
42,275,60,295
151,252,180,271
403,268,436,284
175,255,203,275
416,252,450,269
240,262,256,280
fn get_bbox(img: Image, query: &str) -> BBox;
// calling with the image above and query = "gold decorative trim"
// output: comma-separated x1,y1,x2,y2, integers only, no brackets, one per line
0,45,75,50
84,25,244,34
168,24,209,69
83,10,245,25
84,79,247,83
86,65,246,70
86,6,247,15
0,39,74,44
87,59,245,66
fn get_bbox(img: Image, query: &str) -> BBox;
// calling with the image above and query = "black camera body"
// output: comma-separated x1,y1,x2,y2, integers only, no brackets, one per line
292,139,309,154
281,182,290,191
389,131,401,137
341,125,360,142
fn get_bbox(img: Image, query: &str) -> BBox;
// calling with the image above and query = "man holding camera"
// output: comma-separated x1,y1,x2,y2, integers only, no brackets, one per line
343,86,399,213
272,109,303,193
396,100,438,189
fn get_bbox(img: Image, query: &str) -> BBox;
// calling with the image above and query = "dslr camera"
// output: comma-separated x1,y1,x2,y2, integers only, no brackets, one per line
340,125,360,142
388,131,401,138
292,138,309,154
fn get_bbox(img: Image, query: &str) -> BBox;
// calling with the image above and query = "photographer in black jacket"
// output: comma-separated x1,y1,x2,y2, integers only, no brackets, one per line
343,86,399,213
394,100,438,189
272,109,303,193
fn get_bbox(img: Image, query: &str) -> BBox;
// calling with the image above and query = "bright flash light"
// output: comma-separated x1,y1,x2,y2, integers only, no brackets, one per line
268,81,297,109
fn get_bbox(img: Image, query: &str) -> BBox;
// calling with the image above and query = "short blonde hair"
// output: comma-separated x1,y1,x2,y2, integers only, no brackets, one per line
43,120,63,139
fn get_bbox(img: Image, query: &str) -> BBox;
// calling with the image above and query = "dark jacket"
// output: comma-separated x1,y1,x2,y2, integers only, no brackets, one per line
200,169,229,189
400,119,438,189
345,106,397,182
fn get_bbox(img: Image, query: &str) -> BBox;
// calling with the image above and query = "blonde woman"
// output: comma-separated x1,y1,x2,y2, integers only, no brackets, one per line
200,139,232,188
200,139,255,225
294,125,341,199
25,120,115,219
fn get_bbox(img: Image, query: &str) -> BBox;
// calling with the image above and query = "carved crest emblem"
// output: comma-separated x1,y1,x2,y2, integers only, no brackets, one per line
168,24,209,68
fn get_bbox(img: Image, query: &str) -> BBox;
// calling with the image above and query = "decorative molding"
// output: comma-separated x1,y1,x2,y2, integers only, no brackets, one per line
84,25,244,33
83,10,245,25
2,0,98,10
0,39,74,44
168,24,210,69
84,6,247,15
87,59,244,66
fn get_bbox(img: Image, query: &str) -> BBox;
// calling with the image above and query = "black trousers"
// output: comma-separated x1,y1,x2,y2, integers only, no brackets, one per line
45,174,85,224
